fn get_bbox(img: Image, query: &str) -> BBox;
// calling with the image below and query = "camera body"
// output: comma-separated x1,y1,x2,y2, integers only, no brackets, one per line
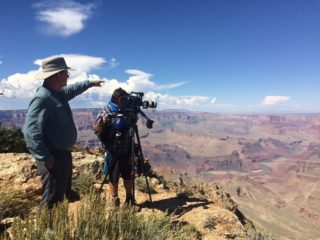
123,92,157,129
125,92,157,110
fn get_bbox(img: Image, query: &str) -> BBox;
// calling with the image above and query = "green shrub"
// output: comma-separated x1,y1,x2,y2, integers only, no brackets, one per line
175,187,194,199
172,178,194,198
135,176,157,194
0,123,28,153
203,215,219,230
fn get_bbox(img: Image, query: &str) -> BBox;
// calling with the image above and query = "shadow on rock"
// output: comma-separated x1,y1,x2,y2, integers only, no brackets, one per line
140,196,213,217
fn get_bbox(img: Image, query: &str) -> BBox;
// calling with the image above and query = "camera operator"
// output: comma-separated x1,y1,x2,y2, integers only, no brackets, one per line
95,88,136,208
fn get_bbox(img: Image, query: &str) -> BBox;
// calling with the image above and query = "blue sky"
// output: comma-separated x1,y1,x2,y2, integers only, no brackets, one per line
0,0,319,113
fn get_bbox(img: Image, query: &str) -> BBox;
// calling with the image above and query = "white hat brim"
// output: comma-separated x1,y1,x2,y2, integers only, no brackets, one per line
35,67,74,80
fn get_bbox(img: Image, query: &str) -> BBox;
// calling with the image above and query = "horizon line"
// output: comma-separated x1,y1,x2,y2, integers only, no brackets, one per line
0,108,319,115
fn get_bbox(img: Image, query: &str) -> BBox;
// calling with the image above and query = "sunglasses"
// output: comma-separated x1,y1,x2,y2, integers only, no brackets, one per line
60,70,70,77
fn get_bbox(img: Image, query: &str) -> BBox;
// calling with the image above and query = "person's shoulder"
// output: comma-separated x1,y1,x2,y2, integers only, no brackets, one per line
34,86,52,98
30,87,54,106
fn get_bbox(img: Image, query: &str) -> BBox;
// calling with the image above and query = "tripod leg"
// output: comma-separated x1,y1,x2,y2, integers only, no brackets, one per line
129,127,136,202
132,175,135,202
99,174,108,192
134,125,153,203
145,175,152,203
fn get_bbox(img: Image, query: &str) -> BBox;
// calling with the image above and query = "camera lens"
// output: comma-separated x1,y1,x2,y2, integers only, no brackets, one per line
142,101,157,109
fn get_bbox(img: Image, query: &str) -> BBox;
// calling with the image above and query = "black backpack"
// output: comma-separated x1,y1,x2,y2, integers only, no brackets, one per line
95,113,130,151
95,113,115,148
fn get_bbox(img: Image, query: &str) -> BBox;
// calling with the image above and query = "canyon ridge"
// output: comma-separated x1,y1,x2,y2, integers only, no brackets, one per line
1,109,320,240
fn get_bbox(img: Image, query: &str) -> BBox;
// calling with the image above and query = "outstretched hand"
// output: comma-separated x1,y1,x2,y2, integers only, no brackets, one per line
91,80,104,87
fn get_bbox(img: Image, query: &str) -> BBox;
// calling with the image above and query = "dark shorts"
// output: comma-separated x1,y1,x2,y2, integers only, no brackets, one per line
109,152,132,183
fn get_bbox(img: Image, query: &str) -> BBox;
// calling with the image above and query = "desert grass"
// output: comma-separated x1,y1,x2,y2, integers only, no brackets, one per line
6,191,200,240
246,230,275,240
0,187,35,221
72,168,97,195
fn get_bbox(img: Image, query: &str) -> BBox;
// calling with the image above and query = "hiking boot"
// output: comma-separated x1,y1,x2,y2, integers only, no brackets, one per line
66,189,80,203
112,196,120,209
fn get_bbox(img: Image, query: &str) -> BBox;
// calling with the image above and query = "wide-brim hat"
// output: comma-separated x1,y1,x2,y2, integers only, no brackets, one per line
35,56,74,80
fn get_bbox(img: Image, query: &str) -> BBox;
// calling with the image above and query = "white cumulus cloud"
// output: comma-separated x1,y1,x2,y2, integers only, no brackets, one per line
261,96,290,105
74,70,209,108
125,69,156,92
144,92,213,108
0,54,105,99
0,70,42,98
0,54,216,110
35,1,95,37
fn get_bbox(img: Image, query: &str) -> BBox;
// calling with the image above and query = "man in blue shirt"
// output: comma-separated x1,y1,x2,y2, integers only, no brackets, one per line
23,56,103,208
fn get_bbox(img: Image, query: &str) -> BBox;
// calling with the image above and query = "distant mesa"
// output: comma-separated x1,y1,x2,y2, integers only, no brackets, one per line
241,138,293,162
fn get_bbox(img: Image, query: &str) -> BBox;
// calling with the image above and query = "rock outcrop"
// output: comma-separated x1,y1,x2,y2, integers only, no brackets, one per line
0,152,263,240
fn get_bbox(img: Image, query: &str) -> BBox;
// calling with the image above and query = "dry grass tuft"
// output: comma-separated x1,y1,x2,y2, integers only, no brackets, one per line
5,190,200,240
0,188,35,221
72,168,97,195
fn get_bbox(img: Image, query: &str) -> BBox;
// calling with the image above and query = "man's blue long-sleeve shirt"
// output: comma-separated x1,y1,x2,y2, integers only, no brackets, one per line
23,80,94,161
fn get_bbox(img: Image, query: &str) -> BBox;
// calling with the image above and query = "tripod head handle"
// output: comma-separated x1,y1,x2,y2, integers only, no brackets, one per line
146,119,153,129
138,109,154,129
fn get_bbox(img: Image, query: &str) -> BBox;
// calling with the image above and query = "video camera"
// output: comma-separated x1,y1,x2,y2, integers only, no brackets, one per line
123,92,157,129
125,92,157,110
